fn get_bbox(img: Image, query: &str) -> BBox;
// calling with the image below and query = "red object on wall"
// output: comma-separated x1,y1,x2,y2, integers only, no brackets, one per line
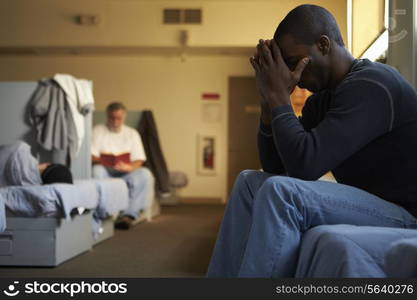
202,93,220,100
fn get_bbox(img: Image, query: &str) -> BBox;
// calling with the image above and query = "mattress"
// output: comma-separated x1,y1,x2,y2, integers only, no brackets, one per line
1,178,128,220
0,178,129,266
295,224,417,278
0,178,129,241
385,236,417,277
1,180,98,219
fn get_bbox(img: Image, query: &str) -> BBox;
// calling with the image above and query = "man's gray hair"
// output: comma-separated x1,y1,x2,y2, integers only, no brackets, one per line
106,102,127,113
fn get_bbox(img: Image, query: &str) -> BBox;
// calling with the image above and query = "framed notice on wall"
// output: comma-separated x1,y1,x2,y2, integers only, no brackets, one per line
197,133,217,176
201,102,221,123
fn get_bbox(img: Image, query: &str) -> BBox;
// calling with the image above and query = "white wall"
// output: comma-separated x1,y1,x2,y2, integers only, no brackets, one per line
352,0,385,57
0,0,347,47
0,0,348,202
0,55,253,201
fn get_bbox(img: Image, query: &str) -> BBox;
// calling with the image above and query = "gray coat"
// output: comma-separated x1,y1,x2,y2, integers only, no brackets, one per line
29,79,77,165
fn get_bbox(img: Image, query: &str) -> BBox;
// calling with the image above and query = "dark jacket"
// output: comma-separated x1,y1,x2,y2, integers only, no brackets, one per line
137,110,171,195
258,58,417,217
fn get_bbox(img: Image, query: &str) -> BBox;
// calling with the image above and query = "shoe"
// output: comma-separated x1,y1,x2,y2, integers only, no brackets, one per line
115,215,134,230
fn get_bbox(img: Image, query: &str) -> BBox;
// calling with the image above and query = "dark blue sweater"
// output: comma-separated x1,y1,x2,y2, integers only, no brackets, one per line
258,59,417,217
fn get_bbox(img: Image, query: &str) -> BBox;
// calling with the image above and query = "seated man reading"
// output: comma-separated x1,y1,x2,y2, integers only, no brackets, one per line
207,4,417,277
91,102,154,230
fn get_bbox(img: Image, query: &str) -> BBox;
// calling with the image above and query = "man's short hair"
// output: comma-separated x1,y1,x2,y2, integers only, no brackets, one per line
274,4,344,47
106,102,127,113
41,164,73,185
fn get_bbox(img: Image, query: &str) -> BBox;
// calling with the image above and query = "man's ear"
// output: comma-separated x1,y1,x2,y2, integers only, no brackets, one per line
317,35,331,55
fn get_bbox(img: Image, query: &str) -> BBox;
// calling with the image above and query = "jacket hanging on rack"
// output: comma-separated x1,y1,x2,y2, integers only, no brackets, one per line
29,75,95,166
29,79,75,165
137,110,170,195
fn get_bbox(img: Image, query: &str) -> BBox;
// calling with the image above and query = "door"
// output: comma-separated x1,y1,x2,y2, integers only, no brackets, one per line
227,77,262,197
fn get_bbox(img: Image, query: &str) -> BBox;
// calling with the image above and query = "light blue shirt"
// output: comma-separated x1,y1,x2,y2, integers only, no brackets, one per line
0,141,42,187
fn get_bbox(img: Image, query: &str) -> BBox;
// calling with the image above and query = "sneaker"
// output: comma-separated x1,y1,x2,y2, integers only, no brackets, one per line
115,215,134,230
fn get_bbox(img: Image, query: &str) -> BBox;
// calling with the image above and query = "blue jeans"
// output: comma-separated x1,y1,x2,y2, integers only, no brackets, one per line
207,170,417,278
92,165,154,219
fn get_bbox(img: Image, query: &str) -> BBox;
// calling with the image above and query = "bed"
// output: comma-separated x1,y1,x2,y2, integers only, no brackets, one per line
290,175,417,278
0,80,162,266
295,224,417,277
0,181,97,267
385,236,417,277
0,176,129,266
0,81,131,266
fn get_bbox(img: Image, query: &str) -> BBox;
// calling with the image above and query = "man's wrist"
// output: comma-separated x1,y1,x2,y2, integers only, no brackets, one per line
271,104,294,121
266,92,291,109
260,118,273,135
261,112,271,125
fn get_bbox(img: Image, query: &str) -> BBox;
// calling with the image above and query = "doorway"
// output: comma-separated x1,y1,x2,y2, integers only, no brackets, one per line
227,77,262,197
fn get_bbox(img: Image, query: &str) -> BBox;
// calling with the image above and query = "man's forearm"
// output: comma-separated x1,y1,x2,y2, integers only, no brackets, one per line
258,120,286,174
131,160,144,170
261,100,272,125
92,155,100,164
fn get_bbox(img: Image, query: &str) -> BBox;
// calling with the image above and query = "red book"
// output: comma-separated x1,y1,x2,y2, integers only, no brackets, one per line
100,153,131,168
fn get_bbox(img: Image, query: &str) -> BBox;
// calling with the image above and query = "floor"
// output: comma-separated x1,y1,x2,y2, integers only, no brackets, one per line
0,204,225,278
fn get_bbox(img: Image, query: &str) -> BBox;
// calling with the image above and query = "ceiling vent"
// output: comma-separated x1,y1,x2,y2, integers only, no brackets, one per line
163,9,181,24
184,9,202,24
163,8,202,24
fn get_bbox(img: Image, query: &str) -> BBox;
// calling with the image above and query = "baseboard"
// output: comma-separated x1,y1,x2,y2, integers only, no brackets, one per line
178,197,222,204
